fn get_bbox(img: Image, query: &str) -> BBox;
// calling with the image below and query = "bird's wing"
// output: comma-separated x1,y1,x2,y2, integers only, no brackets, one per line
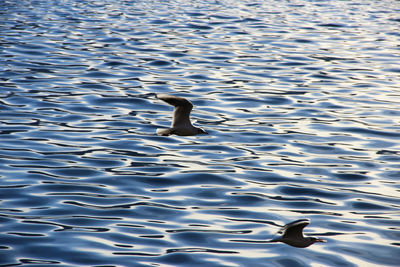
157,94,193,110
280,219,310,239
157,94,194,127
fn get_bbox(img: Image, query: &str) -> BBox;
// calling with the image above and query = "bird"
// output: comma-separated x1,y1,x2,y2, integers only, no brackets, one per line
268,219,326,248
156,94,208,136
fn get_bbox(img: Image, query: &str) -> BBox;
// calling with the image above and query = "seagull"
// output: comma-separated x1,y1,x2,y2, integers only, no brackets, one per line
156,94,208,136
268,219,326,248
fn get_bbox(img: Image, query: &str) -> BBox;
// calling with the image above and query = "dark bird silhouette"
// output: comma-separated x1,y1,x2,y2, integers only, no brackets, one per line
156,94,208,136
269,219,326,248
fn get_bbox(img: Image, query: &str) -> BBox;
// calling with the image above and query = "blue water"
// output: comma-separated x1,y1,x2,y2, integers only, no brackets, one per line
1,0,400,266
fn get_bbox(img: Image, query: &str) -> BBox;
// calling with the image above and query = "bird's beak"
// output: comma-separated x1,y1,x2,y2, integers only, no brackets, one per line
316,238,326,243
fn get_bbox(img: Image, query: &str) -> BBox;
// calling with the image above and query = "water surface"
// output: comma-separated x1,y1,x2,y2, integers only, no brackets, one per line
1,0,400,266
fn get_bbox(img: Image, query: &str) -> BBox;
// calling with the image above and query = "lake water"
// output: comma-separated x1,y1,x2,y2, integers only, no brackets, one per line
1,0,400,266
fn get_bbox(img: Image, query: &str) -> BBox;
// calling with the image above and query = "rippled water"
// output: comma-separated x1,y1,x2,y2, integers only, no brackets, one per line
1,0,400,266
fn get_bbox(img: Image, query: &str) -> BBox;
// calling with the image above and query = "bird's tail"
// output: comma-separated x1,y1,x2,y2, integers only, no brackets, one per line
156,128,175,136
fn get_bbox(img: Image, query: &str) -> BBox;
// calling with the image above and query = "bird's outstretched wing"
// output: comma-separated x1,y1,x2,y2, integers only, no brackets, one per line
280,219,309,239
157,94,193,110
157,94,194,128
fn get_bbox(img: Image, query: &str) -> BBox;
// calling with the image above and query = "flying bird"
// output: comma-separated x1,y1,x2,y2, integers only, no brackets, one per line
268,219,326,248
156,94,208,136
